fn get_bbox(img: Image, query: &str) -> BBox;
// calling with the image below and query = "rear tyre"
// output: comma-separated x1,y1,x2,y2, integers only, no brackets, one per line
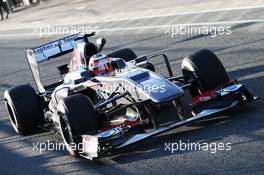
57,94,100,156
4,84,44,135
108,48,137,62
181,49,230,96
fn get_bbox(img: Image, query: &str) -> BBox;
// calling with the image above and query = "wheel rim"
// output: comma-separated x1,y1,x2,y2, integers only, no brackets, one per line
183,71,203,96
59,115,72,144
59,115,79,156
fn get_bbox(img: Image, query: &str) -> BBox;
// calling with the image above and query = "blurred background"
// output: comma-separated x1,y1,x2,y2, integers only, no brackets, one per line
5,0,45,12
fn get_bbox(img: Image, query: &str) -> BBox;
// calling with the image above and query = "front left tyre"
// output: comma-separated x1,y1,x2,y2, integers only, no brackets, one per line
4,84,44,135
181,49,230,96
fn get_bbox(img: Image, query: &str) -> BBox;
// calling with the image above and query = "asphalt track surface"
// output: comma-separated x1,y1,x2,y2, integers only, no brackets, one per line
0,5,264,175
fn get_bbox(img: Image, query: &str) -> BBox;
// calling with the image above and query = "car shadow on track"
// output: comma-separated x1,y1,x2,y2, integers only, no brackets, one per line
0,142,62,175
108,107,262,164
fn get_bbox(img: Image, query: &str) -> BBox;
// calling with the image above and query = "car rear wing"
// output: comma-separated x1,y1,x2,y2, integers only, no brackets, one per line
24,33,94,92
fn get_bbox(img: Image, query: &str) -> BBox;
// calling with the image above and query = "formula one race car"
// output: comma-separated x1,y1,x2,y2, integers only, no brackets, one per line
4,32,258,160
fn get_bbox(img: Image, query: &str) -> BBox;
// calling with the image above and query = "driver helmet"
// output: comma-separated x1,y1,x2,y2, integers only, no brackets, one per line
88,53,113,75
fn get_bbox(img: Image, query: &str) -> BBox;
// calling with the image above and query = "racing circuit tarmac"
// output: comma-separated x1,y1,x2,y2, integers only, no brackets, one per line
0,1,264,175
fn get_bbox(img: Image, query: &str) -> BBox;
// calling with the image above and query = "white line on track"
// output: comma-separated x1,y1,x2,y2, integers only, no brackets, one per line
120,5,264,21
0,117,9,121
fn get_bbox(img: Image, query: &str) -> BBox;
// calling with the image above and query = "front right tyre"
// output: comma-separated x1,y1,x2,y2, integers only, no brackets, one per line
57,94,100,156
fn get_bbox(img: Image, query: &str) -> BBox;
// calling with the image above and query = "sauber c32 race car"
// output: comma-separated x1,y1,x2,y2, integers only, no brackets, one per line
4,32,258,160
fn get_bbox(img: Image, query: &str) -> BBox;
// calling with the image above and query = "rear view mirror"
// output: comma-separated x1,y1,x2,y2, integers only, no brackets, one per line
96,37,106,51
